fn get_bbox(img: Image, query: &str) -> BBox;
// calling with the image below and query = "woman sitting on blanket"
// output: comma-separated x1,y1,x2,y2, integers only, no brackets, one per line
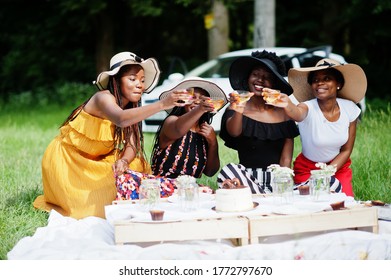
34,52,185,219
217,50,300,194
116,78,228,199
265,58,367,197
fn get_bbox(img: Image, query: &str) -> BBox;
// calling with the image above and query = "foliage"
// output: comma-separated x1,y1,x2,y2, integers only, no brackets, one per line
1,82,94,110
351,103,391,201
0,0,390,102
276,0,391,101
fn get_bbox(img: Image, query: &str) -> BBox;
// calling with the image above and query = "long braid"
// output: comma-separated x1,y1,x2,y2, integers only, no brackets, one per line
60,97,91,128
110,72,148,170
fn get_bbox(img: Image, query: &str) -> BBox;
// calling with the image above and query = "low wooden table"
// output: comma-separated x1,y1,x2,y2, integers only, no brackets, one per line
114,216,250,245
112,198,379,246
247,207,378,244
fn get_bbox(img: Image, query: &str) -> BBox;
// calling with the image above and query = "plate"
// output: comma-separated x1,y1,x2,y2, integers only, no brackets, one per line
272,203,327,215
211,202,259,212
129,215,182,224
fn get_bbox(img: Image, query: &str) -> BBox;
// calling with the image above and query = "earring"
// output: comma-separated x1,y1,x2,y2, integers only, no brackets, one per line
337,87,340,90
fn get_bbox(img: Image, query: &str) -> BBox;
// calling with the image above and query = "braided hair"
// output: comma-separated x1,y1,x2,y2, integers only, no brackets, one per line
150,87,212,163
109,65,148,169
61,64,149,170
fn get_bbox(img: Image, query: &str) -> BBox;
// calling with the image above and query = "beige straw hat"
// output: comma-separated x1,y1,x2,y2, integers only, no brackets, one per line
288,58,367,103
93,51,161,93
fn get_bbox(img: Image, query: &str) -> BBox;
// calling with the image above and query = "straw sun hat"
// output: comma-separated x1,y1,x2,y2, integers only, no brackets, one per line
288,58,367,103
159,77,228,114
94,52,161,93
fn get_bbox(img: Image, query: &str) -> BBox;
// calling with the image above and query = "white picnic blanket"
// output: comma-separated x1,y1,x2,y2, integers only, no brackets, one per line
7,209,391,260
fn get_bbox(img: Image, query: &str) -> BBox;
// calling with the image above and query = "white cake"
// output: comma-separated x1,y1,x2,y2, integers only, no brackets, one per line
215,186,253,212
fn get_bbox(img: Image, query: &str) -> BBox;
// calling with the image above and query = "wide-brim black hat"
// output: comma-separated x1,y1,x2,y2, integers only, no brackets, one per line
229,56,293,94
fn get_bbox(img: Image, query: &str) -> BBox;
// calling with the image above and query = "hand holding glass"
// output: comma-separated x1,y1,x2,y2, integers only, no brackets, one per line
232,90,252,104
176,87,194,105
209,99,225,113
262,88,281,104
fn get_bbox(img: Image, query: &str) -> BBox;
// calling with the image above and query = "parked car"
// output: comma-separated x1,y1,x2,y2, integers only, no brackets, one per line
142,46,366,132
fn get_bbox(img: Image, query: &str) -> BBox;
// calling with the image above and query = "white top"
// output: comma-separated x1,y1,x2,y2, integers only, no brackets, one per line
298,98,361,163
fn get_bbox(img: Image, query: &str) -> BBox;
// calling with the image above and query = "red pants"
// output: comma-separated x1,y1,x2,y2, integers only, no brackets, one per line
293,153,354,197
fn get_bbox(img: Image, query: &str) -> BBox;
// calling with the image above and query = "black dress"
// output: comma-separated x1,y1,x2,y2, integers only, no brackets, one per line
218,109,299,193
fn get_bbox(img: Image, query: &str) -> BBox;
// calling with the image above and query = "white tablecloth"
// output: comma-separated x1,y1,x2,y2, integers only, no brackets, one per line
7,193,391,260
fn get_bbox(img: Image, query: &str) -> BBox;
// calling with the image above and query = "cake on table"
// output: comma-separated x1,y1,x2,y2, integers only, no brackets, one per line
215,178,254,212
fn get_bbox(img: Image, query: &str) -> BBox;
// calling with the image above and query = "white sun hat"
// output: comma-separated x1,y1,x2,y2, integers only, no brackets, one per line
93,51,161,93
159,77,228,114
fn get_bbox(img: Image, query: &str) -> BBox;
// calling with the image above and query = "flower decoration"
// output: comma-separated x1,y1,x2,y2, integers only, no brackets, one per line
267,164,295,176
175,175,196,187
314,162,337,176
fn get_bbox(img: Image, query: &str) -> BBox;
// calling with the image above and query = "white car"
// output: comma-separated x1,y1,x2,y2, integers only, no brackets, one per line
142,46,365,132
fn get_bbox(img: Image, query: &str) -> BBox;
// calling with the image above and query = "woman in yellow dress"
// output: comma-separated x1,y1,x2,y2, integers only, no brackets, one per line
33,52,186,219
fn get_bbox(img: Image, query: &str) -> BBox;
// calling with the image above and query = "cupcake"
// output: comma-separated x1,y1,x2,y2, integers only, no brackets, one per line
298,185,310,195
330,201,345,210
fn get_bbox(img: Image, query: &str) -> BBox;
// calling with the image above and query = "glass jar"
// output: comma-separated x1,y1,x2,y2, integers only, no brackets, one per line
176,176,199,212
272,173,294,204
139,178,160,209
309,170,330,201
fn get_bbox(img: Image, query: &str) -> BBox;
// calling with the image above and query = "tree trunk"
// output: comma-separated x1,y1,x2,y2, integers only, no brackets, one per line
253,0,275,48
94,12,114,76
207,0,229,59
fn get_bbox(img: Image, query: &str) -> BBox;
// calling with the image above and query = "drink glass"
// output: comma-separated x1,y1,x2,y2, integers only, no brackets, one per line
184,87,195,104
232,90,252,104
209,99,225,113
177,87,194,105
263,89,281,104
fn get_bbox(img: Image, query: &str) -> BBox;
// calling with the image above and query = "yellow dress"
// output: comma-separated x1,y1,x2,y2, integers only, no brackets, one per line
33,110,150,219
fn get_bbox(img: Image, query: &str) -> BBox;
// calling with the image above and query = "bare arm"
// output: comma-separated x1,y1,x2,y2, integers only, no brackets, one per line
86,90,185,128
279,138,295,168
198,122,220,176
159,96,214,147
225,92,252,137
262,90,309,122
329,119,358,170
112,133,137,176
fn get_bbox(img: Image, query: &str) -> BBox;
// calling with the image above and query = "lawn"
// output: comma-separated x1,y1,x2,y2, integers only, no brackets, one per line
0,102,390,260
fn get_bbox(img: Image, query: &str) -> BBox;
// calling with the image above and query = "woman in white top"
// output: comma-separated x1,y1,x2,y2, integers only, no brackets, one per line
265,58,367,197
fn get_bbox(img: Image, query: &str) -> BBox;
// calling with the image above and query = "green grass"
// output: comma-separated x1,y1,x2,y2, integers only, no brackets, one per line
0,102,390,260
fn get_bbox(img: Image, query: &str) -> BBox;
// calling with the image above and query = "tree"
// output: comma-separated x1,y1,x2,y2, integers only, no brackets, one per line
207,0,229,59
254,0,275,47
